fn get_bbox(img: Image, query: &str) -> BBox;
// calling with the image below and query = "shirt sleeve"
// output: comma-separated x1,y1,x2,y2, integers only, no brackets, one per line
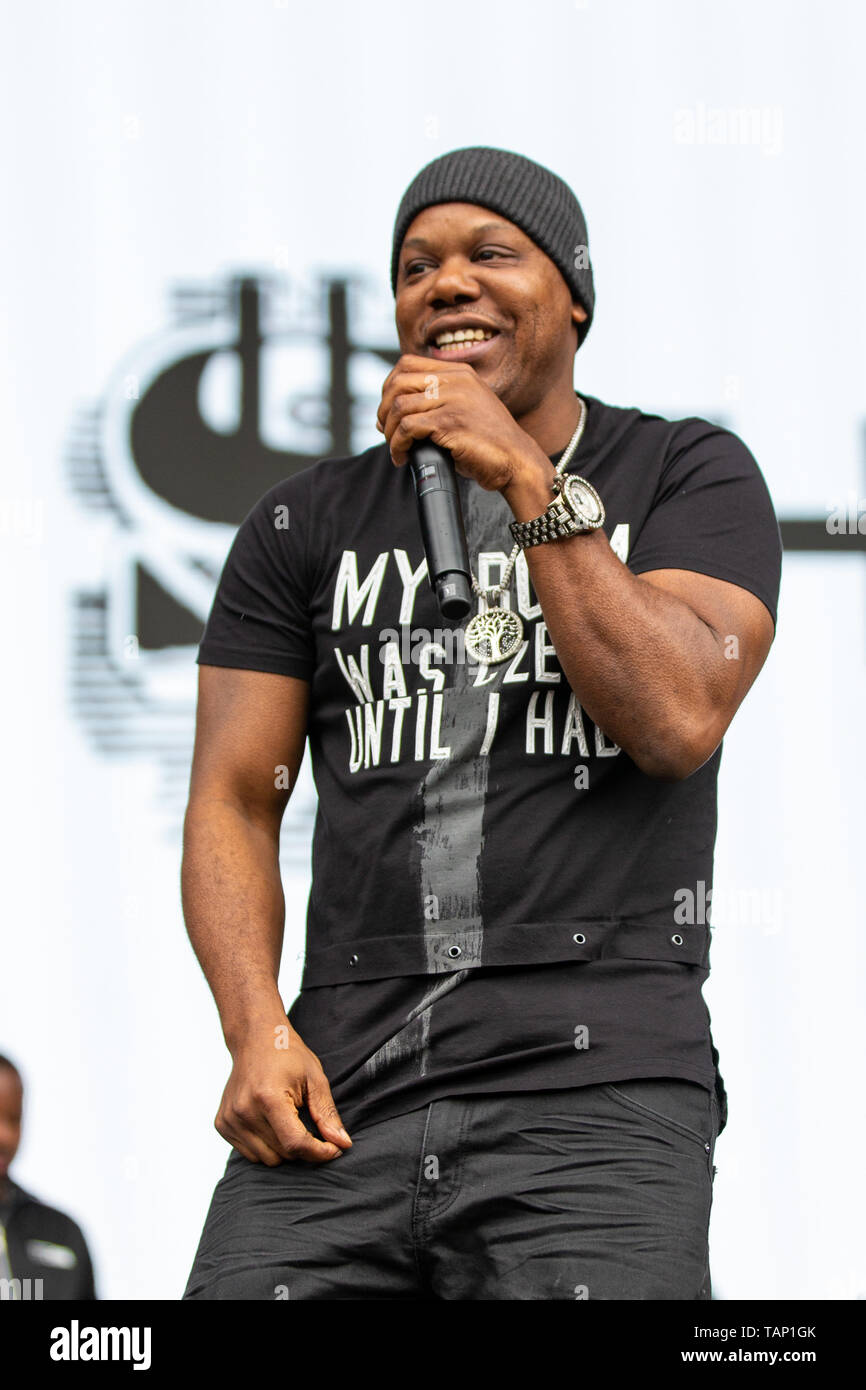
72,1225,97,1300
196,476,315,680
626,418,783,631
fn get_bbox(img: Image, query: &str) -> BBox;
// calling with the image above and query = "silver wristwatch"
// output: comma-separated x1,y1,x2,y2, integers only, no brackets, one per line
508,473,606,549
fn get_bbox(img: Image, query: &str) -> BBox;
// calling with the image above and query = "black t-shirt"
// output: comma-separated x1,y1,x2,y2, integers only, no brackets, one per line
196,392,782,1136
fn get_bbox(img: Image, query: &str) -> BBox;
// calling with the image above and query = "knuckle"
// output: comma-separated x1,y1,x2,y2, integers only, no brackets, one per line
307,1078,331,1107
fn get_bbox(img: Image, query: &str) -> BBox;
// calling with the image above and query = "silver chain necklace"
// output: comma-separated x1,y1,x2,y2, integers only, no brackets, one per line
463,396,588,665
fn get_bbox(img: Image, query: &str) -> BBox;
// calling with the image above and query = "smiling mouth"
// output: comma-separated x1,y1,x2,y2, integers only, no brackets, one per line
427,329,502,362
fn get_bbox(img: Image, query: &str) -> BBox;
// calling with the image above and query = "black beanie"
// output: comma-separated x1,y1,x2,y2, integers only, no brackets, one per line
390,145,595,348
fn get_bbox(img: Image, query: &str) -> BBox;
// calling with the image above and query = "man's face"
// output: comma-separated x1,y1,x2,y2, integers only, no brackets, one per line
394,202,587,420
0,1068,22,1182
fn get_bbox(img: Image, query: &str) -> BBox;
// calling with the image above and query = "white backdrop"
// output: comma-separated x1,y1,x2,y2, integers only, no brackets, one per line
1,0,864,1300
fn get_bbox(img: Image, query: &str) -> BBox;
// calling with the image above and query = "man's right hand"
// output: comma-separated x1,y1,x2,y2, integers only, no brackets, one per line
215,1021,353,1166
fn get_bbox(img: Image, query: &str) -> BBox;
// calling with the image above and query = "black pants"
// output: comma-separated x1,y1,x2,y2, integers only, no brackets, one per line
183,1078,720,1300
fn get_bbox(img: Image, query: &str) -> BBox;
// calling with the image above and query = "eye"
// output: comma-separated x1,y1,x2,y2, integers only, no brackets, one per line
403,247,512,279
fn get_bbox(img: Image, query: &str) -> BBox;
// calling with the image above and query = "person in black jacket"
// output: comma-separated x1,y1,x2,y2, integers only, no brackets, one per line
0,1053,96,1300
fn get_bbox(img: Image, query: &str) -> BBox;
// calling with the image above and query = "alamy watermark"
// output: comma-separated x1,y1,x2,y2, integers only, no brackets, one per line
1,1277,43,1300
0,496,43,544
674,103,784,157
379,624,470,666
826,492,866,535
674,879,792,934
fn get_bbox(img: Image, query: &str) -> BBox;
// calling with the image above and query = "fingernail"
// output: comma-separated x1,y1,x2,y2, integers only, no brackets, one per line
339,1128,351,1142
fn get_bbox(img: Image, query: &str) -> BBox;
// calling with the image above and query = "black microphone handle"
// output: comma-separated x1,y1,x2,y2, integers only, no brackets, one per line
407,441,474,620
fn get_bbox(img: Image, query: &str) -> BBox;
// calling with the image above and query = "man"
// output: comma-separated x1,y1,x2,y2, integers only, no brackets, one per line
182,146,781,1300
0,1054,97,1300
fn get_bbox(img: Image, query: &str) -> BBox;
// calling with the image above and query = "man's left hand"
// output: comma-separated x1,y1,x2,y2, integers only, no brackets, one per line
376,355,544,492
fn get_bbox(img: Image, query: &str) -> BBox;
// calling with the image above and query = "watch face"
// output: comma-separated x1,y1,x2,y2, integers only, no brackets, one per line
564,476,604,525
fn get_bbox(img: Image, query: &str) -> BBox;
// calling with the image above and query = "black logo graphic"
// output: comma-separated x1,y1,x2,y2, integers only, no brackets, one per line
64,273,399,853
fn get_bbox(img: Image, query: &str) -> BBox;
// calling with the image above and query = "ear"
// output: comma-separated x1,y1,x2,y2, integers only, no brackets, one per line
569,301,588,351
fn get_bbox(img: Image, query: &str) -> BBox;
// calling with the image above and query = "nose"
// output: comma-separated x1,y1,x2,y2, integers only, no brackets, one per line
424,256,483,306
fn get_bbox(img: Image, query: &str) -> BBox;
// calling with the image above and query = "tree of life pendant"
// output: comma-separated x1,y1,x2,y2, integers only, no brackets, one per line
464,602,524,665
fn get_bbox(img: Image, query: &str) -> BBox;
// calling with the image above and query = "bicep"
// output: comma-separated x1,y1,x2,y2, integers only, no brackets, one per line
188,665,310,829
636,568,775,746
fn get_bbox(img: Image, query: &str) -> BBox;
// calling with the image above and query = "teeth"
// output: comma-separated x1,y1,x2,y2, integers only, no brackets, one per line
434,328,495,347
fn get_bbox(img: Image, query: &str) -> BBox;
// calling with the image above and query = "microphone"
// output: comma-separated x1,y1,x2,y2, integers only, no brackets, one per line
407,440,473,620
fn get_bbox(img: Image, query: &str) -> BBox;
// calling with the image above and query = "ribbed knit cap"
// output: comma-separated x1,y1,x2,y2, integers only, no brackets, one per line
390,145,595,347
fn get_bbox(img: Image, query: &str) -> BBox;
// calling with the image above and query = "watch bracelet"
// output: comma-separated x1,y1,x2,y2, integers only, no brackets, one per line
508,513,585,549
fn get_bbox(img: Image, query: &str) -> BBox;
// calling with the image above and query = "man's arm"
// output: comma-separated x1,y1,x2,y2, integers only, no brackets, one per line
182,665,352,1165
502,454,776,781
377,356,777,781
